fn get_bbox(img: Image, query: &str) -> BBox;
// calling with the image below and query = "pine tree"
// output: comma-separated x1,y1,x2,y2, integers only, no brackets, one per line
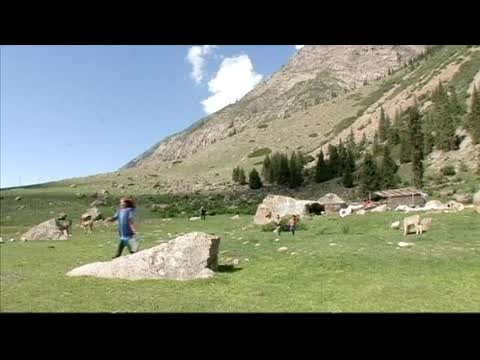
378,107,388,142
262,155,273,184
342,149,355,188
337,139,347,176
270,152,282,184
288,152,304,188
379,145,399,189
359,152,380,196
431,82,456,151
347,127,358,159
314,150,331,183
387,110,401,145
422,112,435,156
238,168,247,185
277,153,290,185
358,133,367,153
408,102,424,188
466,85,480,144
328,145,340,177
248,168,263,189
232,167,240,183
372,131,382,156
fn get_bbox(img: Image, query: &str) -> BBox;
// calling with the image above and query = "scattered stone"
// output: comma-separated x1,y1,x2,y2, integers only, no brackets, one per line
447,201,465,212
20,219,70,241
189,216,201,221
453,193,472,204
230,215,240,220
391,221,400,230
290,252,297,255
0,237,3,243
244,258,249,262
475,205,480,214
356,209,366,215
397,242,413,247
10,238,15,242
329,243,337,246
49,202,54,206
277,247,288,252
387,242,393,245
90,199,107,207
274,238,280,242
473,190,480,206
242,241,249,245
255,243,260,247
67,232,220,281
151,204,168,210
16,205,26,210
70,184,77,188
232,259,240,266
76,193,86,199
82,207,103,221
15,196,22,201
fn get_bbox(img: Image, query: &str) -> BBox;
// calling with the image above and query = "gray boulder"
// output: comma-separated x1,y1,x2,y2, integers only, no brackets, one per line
20,219,69,241
82,207,103,221
66,232,220,281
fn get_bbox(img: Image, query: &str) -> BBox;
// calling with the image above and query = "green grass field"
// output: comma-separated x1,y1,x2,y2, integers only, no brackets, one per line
1,190,479,312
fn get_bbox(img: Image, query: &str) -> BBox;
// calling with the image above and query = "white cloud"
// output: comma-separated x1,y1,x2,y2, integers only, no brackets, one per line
186,45,217,84
201,54,263,115
295,45,305,50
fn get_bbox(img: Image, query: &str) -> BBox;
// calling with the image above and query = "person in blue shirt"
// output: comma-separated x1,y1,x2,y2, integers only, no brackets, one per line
107,197,137,258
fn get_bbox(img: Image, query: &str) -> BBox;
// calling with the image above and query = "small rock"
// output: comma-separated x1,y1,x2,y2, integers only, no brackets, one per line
274,238,280,242
387,242,393,245
189,217,201,221
290,252,297,255
277,247,288,252
230,215,240,220
70,184,77,188
242,241,249,245
232,259,239,266
255,243,260,247
49,202,54,206
15,196,22,201
398,242,413,247
391,221,400,230
244,258,249,262
9,238,15,242
329,243,337,246
0,237,3,243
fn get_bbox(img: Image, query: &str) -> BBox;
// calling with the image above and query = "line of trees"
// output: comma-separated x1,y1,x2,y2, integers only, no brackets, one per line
262,151,305,189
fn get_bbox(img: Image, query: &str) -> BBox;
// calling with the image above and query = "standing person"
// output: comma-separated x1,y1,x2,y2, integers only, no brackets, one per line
107,197,137,258
200,206,207,220
288,215,298,236
274,214,282,236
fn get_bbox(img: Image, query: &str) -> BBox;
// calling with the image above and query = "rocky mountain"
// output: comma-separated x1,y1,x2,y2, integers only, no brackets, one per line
85,45,479,195
123,45,426,168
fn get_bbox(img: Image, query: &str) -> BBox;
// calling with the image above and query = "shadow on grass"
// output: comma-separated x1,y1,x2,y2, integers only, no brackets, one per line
217,265,243,273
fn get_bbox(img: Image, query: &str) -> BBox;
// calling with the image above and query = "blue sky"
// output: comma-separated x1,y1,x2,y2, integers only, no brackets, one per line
0,45,303,188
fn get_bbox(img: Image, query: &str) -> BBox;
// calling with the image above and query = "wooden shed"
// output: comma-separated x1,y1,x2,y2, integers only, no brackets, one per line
374,187,426,209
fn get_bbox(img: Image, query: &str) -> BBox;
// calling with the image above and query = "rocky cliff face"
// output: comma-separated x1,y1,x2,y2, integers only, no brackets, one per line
123,45,426,169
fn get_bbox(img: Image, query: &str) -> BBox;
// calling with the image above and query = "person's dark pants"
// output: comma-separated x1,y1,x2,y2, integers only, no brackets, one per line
290,226,296,236
201,213,206,220
114,239,134,258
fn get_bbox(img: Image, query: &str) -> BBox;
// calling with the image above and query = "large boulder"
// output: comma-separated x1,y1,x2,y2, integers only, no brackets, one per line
453,193,472,204
447,201,465,212
20,219,69,241
66,232,220,281
473,190,480,206
82,207,103,221
424,200,448,211
370,204,388,213
254,195,316,225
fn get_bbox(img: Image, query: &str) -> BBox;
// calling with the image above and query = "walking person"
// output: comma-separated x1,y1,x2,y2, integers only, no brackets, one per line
288,215,298,237
200,206,207,220
107,197,137,258
274,214,282,236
